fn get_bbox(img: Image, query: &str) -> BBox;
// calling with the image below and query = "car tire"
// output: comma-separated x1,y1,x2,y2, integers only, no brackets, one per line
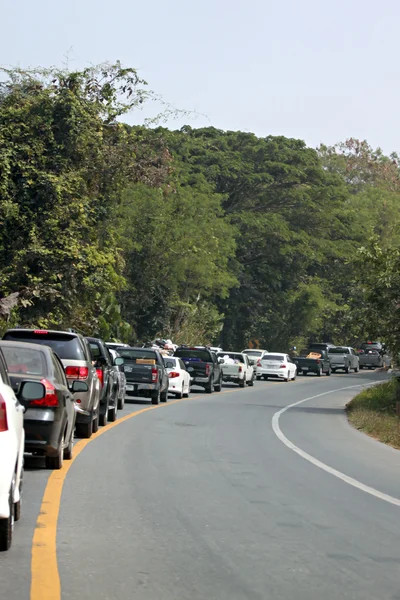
175,386,183,399
292,373,296,381
332,369,336,373
206,380,214,394
92,415,99,434
326,368,331,376
46,436,64,470
151,391,160,405
76,421,92,439
117,393,125,410
317,368,322,377
215,376,222,392
108,405,117,422
183,382,190,398
354,366,359,373
239,377,246,388
256,376,261,381
99,411,108,427
0,480,14,551
344,366,349,374
160,389,168,403
284,374,289,382
359,365,364,370
248,376,254,386
64,433,73,460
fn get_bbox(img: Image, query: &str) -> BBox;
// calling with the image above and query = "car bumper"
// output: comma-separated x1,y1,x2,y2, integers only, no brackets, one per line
23,412,64,455
222,375,242,381
125,383,158,397
257,368,287,378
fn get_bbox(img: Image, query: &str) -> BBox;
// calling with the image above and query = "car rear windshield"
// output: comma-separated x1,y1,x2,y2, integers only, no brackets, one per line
174,349,211,362
163,357,176,369
262,355,285,361
118,349,158,362
329,347,350,354
89,342,103,359
2,346,47,376
217,353,244,362
3,331,86,360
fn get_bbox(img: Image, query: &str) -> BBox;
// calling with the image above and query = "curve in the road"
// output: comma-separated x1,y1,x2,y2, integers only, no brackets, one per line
272,383,400,508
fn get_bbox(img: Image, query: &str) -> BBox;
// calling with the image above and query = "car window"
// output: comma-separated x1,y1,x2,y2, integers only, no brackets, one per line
2,345,47,376
0,351,10,385
262,355,285,361
89,342,102,360
164,358,176,369
174,349,211,361
243,350,262,357
3,330,87,361
118,349,158,362
329,347,350,354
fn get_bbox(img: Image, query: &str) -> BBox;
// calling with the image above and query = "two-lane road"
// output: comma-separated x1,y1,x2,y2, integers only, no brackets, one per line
1,370,399,600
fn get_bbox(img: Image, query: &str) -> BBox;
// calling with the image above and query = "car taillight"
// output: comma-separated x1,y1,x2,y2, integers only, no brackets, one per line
205,364,211,376
238,366,243,373
169,371,180,378
257,359,262,367
65,366,89,380
152,368,158,382
30,379,58,407
96,368,104,387
0,396,8,432
279,364,287,369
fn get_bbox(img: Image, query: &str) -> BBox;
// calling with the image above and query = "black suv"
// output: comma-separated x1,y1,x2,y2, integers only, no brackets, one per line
174,346,223,393
86,337,121,425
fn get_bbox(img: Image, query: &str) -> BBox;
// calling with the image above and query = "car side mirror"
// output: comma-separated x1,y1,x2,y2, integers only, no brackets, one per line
18,381,46,401
114,357,124,366
70,381,89,393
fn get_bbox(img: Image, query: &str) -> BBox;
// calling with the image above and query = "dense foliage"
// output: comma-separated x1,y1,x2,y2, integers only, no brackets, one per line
0,64,399,352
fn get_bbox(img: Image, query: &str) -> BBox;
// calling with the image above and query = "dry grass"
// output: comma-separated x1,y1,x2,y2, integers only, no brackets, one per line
346,380,400,450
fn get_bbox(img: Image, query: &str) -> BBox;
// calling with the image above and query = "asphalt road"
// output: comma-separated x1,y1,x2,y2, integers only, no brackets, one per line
1,369,400,600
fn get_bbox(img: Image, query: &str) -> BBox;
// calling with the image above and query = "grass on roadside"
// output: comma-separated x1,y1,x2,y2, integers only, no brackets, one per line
346,380,400,449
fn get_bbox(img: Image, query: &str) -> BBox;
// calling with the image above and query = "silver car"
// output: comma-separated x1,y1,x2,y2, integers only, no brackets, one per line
3,329,101,438
327,346,359,373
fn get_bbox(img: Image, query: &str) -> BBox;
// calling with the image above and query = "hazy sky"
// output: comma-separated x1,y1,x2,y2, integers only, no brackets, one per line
1,0,399,153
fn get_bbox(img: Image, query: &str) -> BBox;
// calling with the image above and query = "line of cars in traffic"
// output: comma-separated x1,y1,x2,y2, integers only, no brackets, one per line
0,331,386,551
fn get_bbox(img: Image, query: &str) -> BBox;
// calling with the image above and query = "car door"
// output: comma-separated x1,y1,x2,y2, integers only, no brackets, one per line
52,353,75,442
244,355,252,380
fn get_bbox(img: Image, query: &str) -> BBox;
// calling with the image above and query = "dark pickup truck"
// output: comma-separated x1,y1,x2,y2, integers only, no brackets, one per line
293,349,332,377
174,347,223,393
117,347,169,405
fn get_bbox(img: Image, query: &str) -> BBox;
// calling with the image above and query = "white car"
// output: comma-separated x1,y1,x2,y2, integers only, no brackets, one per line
163,357,191,399
241,349,268,366
0,353,25,551
256,353,297,382
217,352,255,387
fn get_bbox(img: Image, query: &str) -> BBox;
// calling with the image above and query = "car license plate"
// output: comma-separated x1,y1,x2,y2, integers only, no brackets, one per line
303,367,309,371
126,384,134,391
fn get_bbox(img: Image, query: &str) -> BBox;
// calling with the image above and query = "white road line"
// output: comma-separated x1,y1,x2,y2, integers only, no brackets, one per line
271,383,400,507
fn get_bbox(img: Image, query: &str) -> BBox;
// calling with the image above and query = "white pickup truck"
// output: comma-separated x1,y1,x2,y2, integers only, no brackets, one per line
217,352,255,387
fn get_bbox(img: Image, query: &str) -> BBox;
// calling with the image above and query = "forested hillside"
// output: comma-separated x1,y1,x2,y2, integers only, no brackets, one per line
1,64,399,353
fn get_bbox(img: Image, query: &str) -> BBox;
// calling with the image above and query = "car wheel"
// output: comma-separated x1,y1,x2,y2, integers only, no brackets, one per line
344,366,349,374
46,436,64,470
264,375,269,380
326,368,331,376
0,480,14,551
160,390,168,403
117,393,125,410
151,390,160,405
354,366,359,373
256,376,261,381
92,414,99,434
108,404,117,422
317,368,322,377
99,411,108,427
331,369,336,373
206,380,214,394
359,365,364,370
239,377,246,388
183,382,190,398
248,376,254,386
175,386,183,399
292,372,296,381
63,432,73,460
215,376,222,392
76,421,92,439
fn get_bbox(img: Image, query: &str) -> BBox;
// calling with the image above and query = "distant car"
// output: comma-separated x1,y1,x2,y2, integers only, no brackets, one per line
358,349,384,370
86,337,122,425
0,348,25,551
256,353,297,381
0,341,80,468
108,349,126,410
241,349,268,366
360,341,385,356
327,346,359,373
3,329,101,439
217,352,255,387
293,349,331,377
117,347,169,404
163,356,191,398
174,347,223,393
